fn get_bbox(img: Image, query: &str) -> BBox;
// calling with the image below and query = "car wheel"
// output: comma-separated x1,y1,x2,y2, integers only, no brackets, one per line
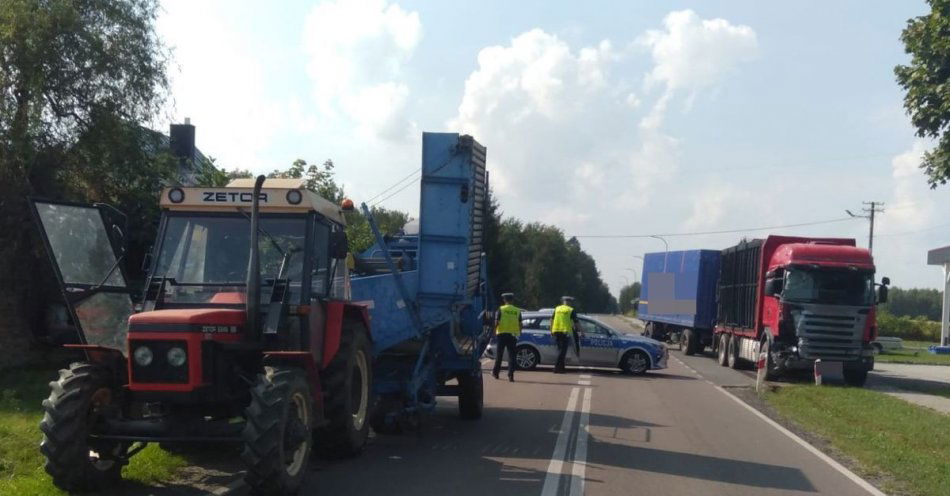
620,350,650,375
717,334,729,366
515,346,540,371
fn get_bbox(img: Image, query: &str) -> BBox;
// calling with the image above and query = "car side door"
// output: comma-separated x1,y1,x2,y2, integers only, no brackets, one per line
578,319,618,366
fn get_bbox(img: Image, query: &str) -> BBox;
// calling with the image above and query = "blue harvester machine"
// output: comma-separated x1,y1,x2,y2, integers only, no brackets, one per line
351,133,493,429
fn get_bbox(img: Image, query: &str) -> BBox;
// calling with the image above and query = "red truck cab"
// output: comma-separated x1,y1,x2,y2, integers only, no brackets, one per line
715,236,885,386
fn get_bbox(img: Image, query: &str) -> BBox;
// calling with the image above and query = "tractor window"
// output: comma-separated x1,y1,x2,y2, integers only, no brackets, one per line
311,220,330,296
154,215,307,305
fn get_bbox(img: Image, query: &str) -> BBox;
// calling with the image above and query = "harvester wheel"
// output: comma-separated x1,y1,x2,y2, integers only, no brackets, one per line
315,323,373,457
458,370,484,420
242,366,313,495
40,362,128,492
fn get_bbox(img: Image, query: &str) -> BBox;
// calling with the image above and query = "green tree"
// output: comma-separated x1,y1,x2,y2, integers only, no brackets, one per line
882,287,944,320
0,0,169,354
618,282,642,315
895,0,950,187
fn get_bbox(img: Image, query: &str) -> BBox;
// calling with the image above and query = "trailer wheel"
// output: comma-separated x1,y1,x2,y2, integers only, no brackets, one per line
620,350,650,375
242,366,313,495
316,323,373,457
458,370,484,420
717,334,729,366
40,362,128,492
683,329,700,356
515,345,540,370
727,335,741,369
843,367,869,387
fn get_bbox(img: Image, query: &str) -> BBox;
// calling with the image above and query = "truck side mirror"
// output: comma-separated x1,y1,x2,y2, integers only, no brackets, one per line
881,276,890,286
764,277,783,296
330,229,349,259
877,285,889,304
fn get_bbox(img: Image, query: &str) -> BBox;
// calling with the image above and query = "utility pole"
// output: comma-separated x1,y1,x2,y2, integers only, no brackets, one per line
846,201,885,254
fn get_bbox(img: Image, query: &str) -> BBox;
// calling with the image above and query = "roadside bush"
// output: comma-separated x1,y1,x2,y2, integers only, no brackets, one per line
877,310,941,341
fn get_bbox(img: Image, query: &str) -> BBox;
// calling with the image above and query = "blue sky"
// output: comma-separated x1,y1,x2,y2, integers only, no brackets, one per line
157,0,948,295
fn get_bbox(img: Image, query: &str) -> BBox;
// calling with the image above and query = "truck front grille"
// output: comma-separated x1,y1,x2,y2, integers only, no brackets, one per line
793,307,867,361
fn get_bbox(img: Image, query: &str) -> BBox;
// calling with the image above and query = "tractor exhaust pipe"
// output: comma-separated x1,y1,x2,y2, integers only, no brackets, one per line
246,175,265,340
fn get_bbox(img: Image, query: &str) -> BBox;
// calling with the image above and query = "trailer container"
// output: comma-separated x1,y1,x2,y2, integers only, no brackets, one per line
638,250,720,355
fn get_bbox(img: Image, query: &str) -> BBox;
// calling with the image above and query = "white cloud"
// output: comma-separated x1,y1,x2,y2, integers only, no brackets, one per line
640,10,758,95
158,0,282,172
303,0,421,141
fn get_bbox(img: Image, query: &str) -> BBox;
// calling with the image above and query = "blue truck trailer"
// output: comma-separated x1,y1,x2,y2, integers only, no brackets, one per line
638,250,721,355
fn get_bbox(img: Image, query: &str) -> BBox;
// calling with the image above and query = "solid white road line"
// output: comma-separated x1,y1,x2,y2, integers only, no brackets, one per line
541,386,581,496
569,387,592,496
714,384,887,496
577,380,591,386
671,356,886,496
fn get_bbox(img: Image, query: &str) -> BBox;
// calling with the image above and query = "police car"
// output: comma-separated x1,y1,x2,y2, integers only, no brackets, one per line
484,311,668,374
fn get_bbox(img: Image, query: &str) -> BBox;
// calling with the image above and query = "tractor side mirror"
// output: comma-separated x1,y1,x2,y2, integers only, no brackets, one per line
764,277,783,297
330,229,349,259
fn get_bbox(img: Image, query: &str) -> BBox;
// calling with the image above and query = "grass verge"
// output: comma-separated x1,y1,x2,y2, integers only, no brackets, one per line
765,385,950,496
0,366,187,495
875,348,950,365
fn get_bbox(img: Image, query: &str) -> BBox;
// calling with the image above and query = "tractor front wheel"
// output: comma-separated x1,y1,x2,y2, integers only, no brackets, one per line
315,323,373,457
40,362,128,492
242,366,313,495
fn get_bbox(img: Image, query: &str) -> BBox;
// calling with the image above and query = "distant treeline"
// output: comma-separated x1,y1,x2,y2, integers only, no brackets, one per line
881,287,944,321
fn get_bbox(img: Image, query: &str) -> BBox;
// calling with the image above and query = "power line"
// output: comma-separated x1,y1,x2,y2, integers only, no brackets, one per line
365,168,422,204
876,222,950,237
572,216,858,239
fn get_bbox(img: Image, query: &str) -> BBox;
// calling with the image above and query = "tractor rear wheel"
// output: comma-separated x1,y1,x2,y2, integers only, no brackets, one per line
242,366,313,495
315,323,373,457
458,370,484,420
40,362,128,492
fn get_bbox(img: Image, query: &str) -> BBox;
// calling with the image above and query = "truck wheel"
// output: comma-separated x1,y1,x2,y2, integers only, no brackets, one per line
458,370,484,420
717,334,729,366
759,336,783,381
515,346,540,370
40,362,128,492
620,350,650,375
843,367,869,387
242,366,313,495
727,335,742,369
369,396,403,435
315,323,373,457
683,329,700,356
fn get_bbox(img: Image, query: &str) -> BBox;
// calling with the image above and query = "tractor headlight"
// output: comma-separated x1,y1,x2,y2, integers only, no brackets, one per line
133,346,154,366
166,347,187,367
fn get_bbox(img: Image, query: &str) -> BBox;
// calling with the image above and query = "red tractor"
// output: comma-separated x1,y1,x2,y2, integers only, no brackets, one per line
32,176,375,494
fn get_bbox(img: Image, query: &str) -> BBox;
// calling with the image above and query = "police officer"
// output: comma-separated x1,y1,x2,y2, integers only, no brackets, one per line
550,296,579,374
493,292,522,382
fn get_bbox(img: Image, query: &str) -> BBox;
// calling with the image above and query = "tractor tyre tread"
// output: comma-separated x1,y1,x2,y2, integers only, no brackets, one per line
242,366,312,495
40,362,126,492
315,323,373,457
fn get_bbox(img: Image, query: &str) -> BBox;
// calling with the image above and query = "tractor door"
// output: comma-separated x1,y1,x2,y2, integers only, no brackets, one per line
31,200,133,355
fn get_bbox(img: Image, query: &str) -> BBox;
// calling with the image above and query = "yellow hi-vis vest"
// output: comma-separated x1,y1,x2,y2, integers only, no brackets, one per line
496,304,521,336
551,305,574,334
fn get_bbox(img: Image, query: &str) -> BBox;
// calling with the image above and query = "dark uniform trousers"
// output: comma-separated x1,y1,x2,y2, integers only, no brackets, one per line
493,333,518,378
554,333,570,372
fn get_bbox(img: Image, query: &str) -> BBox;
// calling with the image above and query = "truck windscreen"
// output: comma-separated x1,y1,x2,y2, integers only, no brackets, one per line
783,268,874,306
154,215,307,304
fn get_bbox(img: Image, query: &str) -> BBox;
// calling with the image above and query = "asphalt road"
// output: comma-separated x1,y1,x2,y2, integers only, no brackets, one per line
269,314,878,496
